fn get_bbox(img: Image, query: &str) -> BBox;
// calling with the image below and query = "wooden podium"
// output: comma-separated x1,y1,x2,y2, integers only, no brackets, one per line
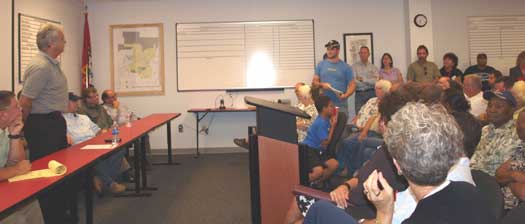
245,96,310,224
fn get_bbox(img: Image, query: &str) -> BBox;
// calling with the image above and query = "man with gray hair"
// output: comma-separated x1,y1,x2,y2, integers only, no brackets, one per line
463,74,487,117
18,23,72,223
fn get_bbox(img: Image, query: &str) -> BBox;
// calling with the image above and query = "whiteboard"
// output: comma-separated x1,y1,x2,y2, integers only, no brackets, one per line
176,20,315,91
468,16,525,73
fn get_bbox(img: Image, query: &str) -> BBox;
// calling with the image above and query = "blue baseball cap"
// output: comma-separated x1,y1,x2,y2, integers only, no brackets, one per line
483,90,517,107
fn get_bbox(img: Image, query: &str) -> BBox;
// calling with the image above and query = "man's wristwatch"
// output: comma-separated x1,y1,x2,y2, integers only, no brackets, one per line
8,134,23,139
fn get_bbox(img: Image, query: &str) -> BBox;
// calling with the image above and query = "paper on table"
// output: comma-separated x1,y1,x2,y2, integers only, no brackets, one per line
81,144,117,150
8,160,67,182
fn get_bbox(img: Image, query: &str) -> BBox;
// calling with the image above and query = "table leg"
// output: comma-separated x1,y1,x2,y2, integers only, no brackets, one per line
115,140,151,197
195,112,200,158
142,136,158,191
152,121,180,166
167,121,173,164
84,167,94,224
134,139,141,193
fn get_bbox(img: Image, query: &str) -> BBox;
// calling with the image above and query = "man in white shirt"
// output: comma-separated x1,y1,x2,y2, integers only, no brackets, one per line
63,92,127,194
464,74,488,117
101,90,133,125
352,46,379,114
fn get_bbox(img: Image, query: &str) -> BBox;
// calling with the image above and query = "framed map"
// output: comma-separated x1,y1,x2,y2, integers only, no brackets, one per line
110,23,165,96
18,14,61,83
343,33,374,65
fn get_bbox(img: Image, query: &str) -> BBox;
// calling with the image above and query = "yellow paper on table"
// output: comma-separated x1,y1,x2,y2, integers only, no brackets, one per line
8,160,67,182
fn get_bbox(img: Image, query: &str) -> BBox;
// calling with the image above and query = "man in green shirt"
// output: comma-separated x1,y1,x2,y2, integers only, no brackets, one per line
0,91,44,224
407,45,440,83
79,87,113,129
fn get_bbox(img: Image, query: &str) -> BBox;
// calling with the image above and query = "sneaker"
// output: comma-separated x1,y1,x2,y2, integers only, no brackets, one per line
110,182,126,194
233,138,249,149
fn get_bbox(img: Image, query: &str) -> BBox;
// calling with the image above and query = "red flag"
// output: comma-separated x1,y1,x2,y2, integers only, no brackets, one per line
81,13,93,89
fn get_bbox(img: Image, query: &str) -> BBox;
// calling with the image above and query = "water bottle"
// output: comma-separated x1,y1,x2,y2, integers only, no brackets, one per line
111,121,120,145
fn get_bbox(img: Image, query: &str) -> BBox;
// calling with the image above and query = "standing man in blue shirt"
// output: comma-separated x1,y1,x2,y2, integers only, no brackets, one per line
313,40,356,116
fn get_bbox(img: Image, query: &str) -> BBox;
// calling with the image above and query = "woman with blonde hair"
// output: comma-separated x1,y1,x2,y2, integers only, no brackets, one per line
512,80,525,120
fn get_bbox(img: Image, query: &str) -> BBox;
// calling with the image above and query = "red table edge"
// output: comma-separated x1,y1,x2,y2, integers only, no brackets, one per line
0,113,180,216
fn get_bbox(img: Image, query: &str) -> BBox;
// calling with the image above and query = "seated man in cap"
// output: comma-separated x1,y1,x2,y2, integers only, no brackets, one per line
470,90,521,176
63,92,128,194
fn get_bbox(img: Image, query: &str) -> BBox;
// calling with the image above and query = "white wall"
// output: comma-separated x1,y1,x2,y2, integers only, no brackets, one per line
0,0,13,91
87,0,409,152
407,0,435,62
13,0,84,95
431,0,525,71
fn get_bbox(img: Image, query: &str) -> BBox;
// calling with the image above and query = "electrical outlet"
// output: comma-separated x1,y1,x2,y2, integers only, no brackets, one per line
178,124,183,133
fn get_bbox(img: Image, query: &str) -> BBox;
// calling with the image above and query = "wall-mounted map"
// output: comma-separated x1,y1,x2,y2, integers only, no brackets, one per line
110,23,164,96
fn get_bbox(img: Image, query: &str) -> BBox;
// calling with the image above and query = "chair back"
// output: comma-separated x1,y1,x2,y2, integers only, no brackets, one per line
326,111,348,155
471,169,505,221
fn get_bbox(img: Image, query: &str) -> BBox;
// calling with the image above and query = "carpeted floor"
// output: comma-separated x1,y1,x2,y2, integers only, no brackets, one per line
78,153,251,224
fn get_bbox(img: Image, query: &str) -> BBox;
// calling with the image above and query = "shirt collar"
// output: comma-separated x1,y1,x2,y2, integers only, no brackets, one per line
38,51,60,65
487,119,515,131
423,180,450,200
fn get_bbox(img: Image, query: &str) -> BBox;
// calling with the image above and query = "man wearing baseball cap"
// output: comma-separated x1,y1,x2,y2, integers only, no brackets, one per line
470,90,521,176
312,40,356,117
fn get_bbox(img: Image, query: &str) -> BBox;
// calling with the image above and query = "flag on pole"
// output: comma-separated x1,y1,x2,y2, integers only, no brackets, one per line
81,12,93,89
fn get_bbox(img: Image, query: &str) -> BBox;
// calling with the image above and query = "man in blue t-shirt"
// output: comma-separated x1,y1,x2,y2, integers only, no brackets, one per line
313,40,356,116
302,95,339,185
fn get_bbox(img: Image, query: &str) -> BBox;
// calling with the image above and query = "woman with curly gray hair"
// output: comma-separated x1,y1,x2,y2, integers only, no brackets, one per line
304,102,494,224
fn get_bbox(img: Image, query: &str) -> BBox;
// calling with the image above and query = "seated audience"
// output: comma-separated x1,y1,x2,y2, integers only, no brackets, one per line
437,76,450,90
63,92,127,194
0,91,44,224
440,52,463,82
301,95,338,184
465,53,496,91
470,91,521,176
463,74,487,117
339,80,392,176
296,85,319,143
488,70,503,91
510,51,525,83
496,110,525,210
79,87,114,129
512,81,525,120
304,102,494,224
378,53,403,87
441,88,482,158
101,89,153,167
101,90,134,125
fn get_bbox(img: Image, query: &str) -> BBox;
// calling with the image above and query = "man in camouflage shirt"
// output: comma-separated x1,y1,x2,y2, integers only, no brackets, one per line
471,91,521,176
496,110,525,209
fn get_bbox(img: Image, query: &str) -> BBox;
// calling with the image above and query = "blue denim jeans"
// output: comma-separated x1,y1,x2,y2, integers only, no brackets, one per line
95,149,127,188
304,200,358,224
337,131,383,176
355,89,376,115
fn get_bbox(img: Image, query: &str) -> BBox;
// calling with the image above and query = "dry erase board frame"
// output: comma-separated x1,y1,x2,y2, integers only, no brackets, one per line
175,19,316,92
17,13,61,84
